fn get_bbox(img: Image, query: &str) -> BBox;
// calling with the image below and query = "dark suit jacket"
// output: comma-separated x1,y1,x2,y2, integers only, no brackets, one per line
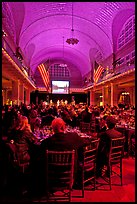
41,132,87,157
41,114,55,126
96,128,123,168
40,131,91,173
40,132,90,188
81,110,91,123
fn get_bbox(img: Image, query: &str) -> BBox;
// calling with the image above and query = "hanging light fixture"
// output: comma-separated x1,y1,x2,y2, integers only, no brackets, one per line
59,36,67,68
66,2,79,45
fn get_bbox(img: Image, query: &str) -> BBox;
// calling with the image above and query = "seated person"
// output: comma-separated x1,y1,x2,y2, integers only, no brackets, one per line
81,107,91,123
40,117,90,189
8,116,40,160
41,117,87,151
96,116,123,177
5,116,40,196
99,117,107,132
29,109,38,132
41,108,55,127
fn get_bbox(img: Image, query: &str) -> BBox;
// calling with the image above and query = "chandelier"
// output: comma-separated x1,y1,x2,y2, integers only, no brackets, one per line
66,2,79,45
59,36,67,68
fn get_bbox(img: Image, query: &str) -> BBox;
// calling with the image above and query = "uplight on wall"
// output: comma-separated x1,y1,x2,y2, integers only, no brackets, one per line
122,92,129,95
100,102,103,106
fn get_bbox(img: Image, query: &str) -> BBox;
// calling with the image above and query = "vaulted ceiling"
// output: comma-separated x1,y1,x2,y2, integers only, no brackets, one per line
2,2,135,81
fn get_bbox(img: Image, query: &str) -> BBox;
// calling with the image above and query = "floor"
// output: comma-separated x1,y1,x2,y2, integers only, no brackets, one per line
36,156,135,202
71,157,135,202
0,157,135,203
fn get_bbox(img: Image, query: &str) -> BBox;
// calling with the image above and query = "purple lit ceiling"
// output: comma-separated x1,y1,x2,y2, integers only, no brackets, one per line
2,2,135,78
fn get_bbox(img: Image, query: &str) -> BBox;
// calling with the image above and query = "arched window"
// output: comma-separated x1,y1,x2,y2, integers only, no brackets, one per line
49,64,70,77
118,15,135,50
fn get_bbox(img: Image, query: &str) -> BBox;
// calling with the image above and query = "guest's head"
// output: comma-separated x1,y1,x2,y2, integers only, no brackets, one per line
51,118,66,133
106,116,117,129
48,108,53,115
19,116,32,131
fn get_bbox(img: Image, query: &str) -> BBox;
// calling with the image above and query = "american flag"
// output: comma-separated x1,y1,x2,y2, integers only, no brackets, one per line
38,63,50,91
94,65,104,84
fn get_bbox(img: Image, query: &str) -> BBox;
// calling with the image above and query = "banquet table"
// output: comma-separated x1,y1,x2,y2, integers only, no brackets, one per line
33,125,97,145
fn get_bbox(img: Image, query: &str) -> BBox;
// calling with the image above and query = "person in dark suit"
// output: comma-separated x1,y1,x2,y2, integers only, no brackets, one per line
41,117,86,152
41,108,55,127
81,106,91,123
40,117,90,191
96,116,123,177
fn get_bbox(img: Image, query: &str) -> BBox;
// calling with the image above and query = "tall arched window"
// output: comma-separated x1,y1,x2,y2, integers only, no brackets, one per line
118,15,135,49
49,64,70,77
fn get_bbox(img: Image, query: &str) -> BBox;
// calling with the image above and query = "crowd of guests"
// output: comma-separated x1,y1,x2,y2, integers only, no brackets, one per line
0,102,135,199
2,102,135,135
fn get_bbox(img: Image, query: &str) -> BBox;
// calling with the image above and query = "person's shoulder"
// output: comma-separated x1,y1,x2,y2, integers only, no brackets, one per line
110,128,121,134
65,131,79,137
41,135,52,146
107,128,123,137
115,129,123,136
98,130,107,138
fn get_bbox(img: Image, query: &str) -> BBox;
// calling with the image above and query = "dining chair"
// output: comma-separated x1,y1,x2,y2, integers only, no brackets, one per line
5,142,30,196
90,118,96,133
131,137,135,158
45,150,75,202
97,136,125,190
81,139,99,197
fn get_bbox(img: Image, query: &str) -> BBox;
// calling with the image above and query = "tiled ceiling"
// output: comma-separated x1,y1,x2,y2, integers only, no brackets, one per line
2,2,135,79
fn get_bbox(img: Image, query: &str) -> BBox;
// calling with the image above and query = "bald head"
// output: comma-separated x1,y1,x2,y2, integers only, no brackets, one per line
51,118,66,133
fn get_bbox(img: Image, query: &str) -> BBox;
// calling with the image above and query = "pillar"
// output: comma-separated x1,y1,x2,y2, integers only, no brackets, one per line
105,86,110,105
102,86,105,107
132,87,135,106
102,86,110,107
111,83,118,107
12,80,20,105
128,86,135,106
90,90,95,106
19,83,24,104
3,89,7,105
26,88,31,105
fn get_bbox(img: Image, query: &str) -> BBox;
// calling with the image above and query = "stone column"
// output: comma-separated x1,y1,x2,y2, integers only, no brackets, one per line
111,83,114,107
12,80,20,105
102,86,105,107
19,83,24,104
90,90,95,106
105,86,110,105
111,83,118,107
102,86,110,106
132,87,135,107
3,89,7,105
26,88,31,105
128,86,135,106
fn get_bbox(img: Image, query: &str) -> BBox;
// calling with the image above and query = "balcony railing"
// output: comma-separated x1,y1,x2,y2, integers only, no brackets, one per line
2,38,36,86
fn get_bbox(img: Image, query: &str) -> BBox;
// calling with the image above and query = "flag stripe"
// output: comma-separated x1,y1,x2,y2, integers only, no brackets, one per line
38,63,50,90
94,65,104,83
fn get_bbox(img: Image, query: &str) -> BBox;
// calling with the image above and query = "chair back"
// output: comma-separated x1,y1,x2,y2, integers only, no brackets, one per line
90,119,96,132
109,137,125,164
82,139,99,195
45,150,75,202
80,122,91,134
131,138,135,157
83,139,99,169
6,142,30,173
